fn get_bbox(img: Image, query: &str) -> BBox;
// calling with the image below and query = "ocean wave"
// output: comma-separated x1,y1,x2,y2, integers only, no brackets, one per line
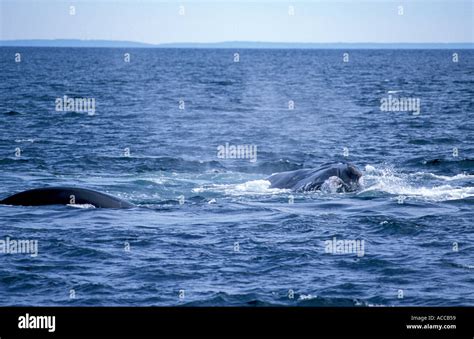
422,157,474,167
178,291,386,307
14,138,35,143
3,110,22,115
410,172,474,181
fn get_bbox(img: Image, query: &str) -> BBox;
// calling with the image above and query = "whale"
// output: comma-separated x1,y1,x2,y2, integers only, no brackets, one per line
0,163,362,208
267,162,362,192
0,187,134,208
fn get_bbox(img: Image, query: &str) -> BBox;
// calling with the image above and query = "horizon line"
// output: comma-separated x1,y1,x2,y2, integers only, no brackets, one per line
1,39,473,49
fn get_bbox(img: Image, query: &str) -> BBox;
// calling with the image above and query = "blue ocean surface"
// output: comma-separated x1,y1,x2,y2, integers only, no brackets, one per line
0,48,473,306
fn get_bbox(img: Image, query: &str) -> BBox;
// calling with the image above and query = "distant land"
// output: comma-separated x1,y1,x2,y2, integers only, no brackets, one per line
1,39,473,49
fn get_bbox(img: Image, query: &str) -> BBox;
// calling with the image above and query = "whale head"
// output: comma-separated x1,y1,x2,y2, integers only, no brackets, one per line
267,162,363,192
338,163,363,191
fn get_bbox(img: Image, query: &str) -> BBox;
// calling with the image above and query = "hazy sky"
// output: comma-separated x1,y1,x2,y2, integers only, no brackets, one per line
1,0,473,43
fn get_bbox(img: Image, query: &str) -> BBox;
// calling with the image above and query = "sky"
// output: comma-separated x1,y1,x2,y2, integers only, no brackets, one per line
0,0,473,44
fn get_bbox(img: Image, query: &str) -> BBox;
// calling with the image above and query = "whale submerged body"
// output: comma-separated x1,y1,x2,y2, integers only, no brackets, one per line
0,187,134,208
267,162,362,192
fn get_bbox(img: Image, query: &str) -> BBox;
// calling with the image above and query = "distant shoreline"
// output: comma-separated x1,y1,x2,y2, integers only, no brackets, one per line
1,40,473,49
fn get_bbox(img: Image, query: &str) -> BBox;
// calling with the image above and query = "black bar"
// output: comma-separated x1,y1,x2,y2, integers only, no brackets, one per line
0,307,472,338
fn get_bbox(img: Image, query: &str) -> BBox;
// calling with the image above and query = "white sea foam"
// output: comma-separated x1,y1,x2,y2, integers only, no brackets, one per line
298,294,317,301
360,165,474,202
410,172,474,181
193,180,288,196
15,138,35,143
195,165,473,201
67,204,96,209
457,264,474,270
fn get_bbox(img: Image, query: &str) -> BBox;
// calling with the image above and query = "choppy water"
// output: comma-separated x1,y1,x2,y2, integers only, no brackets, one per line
0,47,473,306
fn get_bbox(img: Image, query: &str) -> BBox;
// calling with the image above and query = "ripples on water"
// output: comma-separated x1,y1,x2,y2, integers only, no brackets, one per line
0,48,473,306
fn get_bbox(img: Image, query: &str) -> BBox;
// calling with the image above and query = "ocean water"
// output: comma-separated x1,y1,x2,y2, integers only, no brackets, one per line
0,47,473,306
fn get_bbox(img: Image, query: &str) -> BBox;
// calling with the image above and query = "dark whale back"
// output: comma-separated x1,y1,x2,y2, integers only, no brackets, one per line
0,187,134,208
267,163,362,192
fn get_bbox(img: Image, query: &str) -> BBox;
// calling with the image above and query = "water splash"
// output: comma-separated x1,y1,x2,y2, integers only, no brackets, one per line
359,165,474,202
194,179,288,196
